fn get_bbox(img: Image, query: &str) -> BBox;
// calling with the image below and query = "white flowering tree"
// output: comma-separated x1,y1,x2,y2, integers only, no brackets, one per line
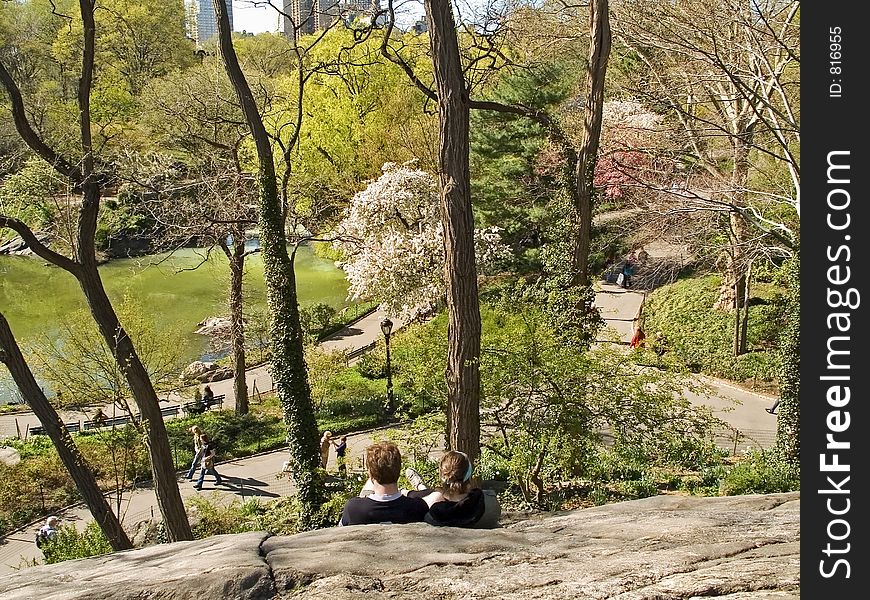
332,163,510,321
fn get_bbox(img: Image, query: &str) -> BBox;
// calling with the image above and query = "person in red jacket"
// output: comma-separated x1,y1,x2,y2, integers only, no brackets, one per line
629,326,646,349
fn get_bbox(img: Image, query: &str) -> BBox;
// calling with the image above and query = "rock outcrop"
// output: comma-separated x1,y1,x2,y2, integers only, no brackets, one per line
0,233,51,256
0,492,800,600
180,360,232,383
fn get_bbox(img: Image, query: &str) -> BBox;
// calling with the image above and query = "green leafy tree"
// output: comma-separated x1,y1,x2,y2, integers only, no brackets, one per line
29,297,184,410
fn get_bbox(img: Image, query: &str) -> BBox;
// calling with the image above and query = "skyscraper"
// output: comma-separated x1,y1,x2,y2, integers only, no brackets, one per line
185,0,234,46
280,0,379,40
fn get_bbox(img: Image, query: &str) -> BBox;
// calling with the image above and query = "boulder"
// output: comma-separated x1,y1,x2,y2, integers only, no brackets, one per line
0,233,51,256
0,492,800,599
194,316,233,337
0,446,21,466
180,361,230,383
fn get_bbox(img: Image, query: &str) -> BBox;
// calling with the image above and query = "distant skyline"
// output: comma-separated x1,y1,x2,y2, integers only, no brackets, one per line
230,0,427,34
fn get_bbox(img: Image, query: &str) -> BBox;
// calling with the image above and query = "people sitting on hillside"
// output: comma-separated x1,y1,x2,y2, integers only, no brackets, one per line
339,441,429,526
404,451,501,529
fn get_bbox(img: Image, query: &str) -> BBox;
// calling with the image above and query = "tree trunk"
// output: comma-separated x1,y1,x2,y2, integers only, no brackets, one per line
775,254,799,467
715,124,754,310
214,0,322,523
424,0,481,464
74,233,192,541
571,0,611,286
1,13,193,541
739,260,752,355
0,313,132,551
229,227,249,415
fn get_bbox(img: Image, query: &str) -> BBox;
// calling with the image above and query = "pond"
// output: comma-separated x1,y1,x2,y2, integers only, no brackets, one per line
0,243,351,404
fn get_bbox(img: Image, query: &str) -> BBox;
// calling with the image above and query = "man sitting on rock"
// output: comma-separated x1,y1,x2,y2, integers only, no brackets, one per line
338,441,429,526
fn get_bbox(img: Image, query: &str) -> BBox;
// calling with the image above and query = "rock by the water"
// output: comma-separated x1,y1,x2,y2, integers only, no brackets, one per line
180,361,231,383
0,492,800,599
194,316,233,337
0,233,51,256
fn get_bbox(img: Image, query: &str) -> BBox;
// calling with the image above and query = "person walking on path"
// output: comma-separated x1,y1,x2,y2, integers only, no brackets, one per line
194,433,223,490
765,399,780,415
35,516,60,550
319,431,333,470
333,435,348,477
621,256,636,289
185,425,205,479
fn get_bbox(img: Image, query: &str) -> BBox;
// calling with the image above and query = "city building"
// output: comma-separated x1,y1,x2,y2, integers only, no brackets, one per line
185,0,234,46
280,0,381,40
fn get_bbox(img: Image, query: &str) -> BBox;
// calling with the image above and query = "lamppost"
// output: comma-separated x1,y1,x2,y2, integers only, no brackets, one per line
380,317,395,417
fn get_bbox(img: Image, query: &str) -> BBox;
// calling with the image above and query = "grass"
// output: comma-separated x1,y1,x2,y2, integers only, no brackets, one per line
639,273,785,390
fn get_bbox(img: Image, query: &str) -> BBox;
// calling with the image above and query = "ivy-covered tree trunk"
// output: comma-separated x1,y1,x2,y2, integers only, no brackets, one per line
571,0,611,286
424,0,482,464
214,0,321,522
0,313,133,551
775,254,799,466
227,225,249,415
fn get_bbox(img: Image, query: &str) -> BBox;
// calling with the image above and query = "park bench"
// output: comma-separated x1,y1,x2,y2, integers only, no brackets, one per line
182,393,225,417
28,420,81,436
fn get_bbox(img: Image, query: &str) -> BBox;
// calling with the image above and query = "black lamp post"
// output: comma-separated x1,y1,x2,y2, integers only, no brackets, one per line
380,317,395,416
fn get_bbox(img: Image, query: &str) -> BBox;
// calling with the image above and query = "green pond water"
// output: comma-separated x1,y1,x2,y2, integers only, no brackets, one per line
0,243,351,403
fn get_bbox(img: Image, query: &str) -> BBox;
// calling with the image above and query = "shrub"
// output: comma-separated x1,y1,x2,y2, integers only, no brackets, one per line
40,522,113,564
719,449,800,496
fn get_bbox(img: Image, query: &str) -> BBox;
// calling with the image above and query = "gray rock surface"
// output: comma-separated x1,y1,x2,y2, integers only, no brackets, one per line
0,492,800,600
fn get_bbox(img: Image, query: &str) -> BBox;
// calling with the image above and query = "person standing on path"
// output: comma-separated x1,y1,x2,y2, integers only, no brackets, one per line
194,433,223,490
333,435,348,477
185,425,205,479
319,431,333,470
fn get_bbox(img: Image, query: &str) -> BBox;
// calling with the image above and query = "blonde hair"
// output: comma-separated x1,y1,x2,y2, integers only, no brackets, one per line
438,451,472,496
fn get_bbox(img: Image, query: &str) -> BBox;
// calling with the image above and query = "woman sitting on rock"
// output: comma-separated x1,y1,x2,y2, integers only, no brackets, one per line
404,451,501,529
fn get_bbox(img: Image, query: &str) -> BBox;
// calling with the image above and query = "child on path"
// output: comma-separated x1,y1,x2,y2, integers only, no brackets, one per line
333,435,348,477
